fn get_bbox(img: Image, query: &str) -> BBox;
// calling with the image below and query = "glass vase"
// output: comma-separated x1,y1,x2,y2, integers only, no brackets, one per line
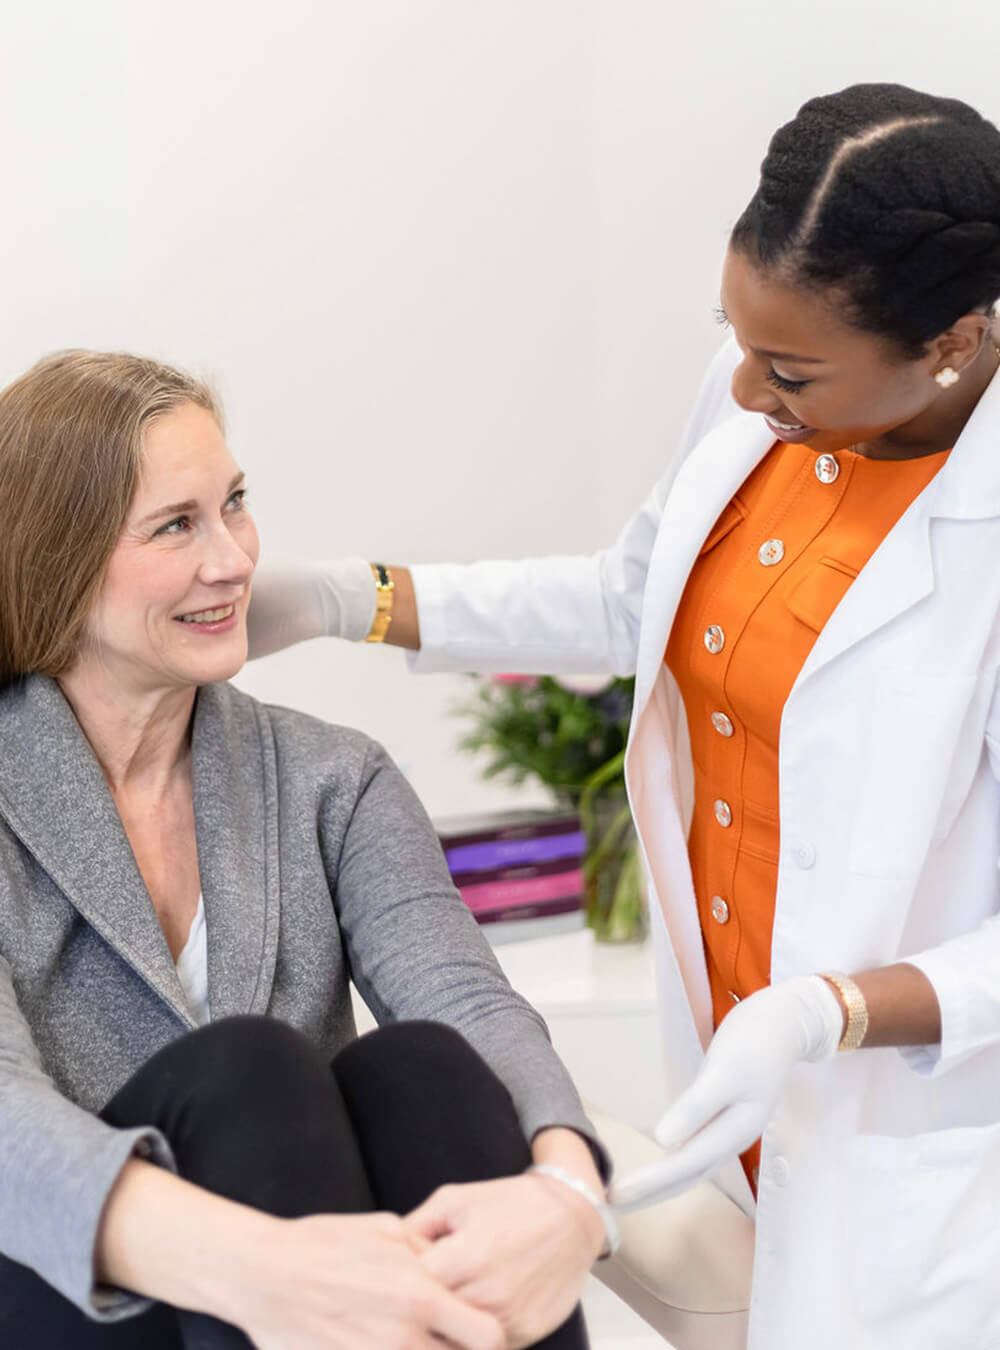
582,789,647,944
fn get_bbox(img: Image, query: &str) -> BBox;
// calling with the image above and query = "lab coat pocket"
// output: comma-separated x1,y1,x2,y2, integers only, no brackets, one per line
847,672,987,879
848,1123,1000,1345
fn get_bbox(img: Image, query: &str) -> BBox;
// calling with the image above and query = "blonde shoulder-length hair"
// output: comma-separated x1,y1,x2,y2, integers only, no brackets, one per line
0,350,222,683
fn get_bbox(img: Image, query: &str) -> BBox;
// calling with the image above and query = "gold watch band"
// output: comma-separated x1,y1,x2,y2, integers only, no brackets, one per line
820,971,869,1052
365,562,395,643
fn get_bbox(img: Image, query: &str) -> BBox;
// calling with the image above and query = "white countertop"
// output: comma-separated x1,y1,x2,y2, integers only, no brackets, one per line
491,927,657,1017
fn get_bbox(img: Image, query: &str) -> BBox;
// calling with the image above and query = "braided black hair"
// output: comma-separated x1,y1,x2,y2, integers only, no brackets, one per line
731,84,1000,357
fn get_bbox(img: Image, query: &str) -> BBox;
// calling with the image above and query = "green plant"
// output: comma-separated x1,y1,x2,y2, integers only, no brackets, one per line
455,674,646,942
455,674,634,802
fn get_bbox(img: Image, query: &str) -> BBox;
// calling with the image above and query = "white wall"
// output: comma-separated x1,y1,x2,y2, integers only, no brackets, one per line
1,1,997,816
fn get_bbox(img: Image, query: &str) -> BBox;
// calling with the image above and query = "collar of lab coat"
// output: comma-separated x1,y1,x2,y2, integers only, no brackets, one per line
632,362,1000,722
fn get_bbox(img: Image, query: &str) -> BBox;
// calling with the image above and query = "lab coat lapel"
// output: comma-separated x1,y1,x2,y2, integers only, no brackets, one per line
191,684,281,1022
0,675,196,1026
625,412,771,1052
794,365,1000,691
633,411,773,716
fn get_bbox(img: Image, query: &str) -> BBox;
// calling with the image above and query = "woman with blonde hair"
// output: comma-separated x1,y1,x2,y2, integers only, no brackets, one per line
0,350,613,1348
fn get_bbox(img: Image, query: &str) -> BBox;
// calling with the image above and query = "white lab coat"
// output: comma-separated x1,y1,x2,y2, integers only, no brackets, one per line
410,339,1000,1348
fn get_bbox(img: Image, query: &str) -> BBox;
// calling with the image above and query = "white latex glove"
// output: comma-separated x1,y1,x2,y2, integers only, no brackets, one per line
246,557,376,657
610,975,845,1213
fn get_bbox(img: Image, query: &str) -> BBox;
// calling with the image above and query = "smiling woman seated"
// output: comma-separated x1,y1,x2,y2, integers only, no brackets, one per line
0,351,610,1350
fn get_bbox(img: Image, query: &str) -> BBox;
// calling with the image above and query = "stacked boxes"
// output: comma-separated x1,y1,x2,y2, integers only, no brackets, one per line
436,809,586,938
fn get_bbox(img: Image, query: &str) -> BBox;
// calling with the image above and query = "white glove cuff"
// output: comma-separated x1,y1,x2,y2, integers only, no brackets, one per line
316,556,378,641
795,974,848,1063
246,556,378,656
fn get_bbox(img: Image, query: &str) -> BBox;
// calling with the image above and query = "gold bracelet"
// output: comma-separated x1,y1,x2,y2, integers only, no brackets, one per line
365,562,395,643
820,972,869,1052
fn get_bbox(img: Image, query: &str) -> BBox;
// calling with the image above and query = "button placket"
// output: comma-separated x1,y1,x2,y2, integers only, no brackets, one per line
692,579,743,1001
677,451,860,1046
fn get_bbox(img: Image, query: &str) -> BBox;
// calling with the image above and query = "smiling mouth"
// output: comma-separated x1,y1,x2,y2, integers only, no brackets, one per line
177,604,236,625
766,415,810,432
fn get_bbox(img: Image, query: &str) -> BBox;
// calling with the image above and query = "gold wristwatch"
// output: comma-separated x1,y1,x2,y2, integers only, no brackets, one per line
365,562,395,643
820,972,869,1052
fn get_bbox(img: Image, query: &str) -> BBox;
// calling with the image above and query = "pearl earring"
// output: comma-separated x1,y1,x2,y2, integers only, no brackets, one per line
935,366,960,388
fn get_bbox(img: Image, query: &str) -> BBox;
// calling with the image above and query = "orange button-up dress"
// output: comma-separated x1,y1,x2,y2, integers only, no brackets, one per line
664,440,950,1188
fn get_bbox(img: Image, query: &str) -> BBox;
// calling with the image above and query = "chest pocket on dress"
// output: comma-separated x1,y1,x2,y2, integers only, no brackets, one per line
697,498,746,556
785,556,858,632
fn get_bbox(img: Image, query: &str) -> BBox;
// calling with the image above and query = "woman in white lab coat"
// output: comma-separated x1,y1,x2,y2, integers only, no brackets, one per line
251,84,1000,1347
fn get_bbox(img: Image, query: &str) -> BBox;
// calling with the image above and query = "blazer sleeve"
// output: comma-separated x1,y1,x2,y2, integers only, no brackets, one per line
323,739,611,1177
408,337,740,676
898,691,1000,1077
0,955,177,1320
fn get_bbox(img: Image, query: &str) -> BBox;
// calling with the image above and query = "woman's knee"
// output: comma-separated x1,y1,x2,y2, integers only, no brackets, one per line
337,1018,485,1077
334,1021,525,1138
103,1015,331,1133
104,1016,375,1216
332,1021,530,1209
176,1015,333,1115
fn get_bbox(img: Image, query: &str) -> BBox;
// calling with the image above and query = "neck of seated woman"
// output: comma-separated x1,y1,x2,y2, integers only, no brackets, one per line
57,662,203,960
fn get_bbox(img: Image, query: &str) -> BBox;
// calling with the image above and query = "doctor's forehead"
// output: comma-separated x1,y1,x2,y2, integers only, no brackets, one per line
719,249,861,365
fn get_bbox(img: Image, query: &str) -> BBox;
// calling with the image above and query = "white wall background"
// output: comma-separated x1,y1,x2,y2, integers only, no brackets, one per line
0,1,996,816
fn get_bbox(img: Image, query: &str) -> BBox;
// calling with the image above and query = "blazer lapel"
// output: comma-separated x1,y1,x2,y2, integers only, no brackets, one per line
0,676,195,1025
191,684,281,1022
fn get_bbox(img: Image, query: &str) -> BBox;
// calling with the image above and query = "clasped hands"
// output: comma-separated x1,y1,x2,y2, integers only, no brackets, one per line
401,1165,606,1348
244,1166,604,1350
611,975,845,1213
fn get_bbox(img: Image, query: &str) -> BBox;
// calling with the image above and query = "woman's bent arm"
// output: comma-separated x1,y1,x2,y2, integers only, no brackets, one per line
97,1158,503,1349
94,1158,271,1322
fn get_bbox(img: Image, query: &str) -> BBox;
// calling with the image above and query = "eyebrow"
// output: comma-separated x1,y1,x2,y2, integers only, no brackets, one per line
138,471,245,527
753,346,826,366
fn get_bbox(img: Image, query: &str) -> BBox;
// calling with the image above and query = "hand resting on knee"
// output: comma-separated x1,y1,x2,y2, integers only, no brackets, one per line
405,1127,607,1349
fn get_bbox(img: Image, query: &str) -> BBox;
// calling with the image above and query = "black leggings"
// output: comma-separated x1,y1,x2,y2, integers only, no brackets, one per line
0,1017,589,1349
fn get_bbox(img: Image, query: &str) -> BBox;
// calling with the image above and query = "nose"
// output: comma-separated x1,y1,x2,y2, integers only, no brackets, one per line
198,522,256,588
729,353,784,416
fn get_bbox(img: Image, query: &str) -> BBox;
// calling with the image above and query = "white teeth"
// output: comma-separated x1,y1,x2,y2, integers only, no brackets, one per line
770,418,807,431
179,605,235,624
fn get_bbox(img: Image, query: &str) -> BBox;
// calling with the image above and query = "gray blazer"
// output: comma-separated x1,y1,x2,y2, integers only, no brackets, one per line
0,676,601,1320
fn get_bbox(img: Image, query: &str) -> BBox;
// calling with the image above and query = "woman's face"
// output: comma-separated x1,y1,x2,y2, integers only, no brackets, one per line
83,401,259,694
719,246,972,457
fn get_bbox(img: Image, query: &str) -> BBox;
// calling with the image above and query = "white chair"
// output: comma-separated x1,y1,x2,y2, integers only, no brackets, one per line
587,1106,754,1350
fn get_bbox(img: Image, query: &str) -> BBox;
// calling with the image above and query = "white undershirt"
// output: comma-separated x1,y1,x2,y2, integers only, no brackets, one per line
175,894,210,1026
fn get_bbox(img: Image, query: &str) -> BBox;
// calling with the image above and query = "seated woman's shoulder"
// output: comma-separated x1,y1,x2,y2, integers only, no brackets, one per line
202,681,390,780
